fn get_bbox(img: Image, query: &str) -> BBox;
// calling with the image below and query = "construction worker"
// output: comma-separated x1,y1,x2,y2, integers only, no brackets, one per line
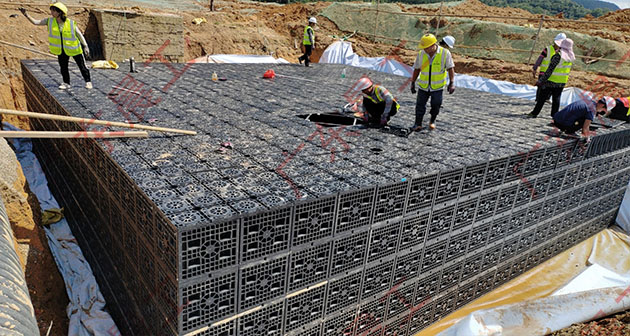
552,95,616,137
298,17,317,67
20,3,92,90
410,33,455,131
527,33,574,118
605,96,630,122
352,77,399,126
439,36,455,50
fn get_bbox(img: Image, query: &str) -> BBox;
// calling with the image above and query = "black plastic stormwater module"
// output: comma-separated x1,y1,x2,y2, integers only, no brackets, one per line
21,60,630,336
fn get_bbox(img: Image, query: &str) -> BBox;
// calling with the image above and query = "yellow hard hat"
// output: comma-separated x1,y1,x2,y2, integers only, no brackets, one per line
419,33,437,49
50,2,68,15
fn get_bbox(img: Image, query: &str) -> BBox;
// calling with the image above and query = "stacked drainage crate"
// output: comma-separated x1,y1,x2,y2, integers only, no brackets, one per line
21,60,630,336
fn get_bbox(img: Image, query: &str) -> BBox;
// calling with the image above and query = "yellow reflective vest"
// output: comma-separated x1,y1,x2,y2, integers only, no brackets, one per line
539,45,572,84
303,26,314,46
47,18,82,56
364,85,400,111
417,46,448,90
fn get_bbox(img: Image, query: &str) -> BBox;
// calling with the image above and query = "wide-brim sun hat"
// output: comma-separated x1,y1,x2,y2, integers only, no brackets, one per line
559,38,575,62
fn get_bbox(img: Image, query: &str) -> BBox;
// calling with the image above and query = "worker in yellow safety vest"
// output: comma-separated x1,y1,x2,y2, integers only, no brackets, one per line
527,34,574,118
351,77,399,126
298,17,317,67
20,2,92,90
410,34,455,131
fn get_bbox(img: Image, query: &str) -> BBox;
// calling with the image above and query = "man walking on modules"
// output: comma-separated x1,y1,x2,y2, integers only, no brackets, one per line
410,34,455,131
527,33,575,118
20,2,92,90
553,95,616,137
351,77,399,126
298,17,317,67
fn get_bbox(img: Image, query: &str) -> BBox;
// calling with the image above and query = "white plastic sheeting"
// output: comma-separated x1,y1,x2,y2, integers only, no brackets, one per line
3,123,119,336
189,54,289,64
437,286,630,336
453,75,588,108
553,264,630,296
318,40,414,77
617,181,630,234
319,40,592,107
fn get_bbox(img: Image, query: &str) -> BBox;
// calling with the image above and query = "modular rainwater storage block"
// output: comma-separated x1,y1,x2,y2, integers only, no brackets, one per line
21,60,630,336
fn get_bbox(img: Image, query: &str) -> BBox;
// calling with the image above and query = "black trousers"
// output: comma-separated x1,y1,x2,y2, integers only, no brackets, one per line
58,53,91,84
363,98,397,124
554,118,585,134
299,45,313,67
531,86,563,117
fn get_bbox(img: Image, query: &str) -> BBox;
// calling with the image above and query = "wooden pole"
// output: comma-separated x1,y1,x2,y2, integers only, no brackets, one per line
435,0,444,34
0,131,148,138
373,0,380,43
527,16,545,65
348,9,630,27
354,31,630,64
0,108,198,135
0,40,56,58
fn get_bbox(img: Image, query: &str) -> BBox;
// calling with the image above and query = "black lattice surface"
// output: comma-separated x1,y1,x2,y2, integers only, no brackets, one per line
21,60,630,336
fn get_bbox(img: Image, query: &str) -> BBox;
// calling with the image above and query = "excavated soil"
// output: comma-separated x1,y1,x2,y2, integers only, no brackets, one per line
0,0,629,335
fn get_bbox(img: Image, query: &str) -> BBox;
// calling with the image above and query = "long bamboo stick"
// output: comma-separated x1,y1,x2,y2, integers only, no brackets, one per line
0,131,148,138
0,40,56,58
0,108,197,135
355,32,630,65
349,9,630,27
528,16,545,65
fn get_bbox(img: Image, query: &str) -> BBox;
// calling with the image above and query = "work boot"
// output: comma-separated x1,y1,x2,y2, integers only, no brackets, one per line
526,113,537,118
298,57,303,65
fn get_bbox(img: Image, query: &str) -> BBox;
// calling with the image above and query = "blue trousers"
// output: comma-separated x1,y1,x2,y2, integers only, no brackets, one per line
415,89,443,126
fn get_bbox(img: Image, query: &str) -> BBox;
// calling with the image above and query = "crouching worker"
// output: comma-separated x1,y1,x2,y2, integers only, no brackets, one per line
352,77,399,126
552,96,616,136
605,96,630,122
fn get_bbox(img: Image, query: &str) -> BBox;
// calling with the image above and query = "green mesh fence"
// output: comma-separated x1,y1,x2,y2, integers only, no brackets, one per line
321,2,630,78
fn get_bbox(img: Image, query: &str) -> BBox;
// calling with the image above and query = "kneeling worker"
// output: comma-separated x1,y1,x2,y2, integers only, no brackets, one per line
552,96,616,136
353,77,399,126
605,96,630,122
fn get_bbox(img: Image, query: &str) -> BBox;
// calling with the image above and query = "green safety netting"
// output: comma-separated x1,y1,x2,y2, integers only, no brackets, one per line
321,2,630,78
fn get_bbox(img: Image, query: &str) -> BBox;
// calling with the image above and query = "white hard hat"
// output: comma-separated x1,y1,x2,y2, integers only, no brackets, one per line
442,35,455,49
554,33,567,46
600,96,617,111
354,77,373,92
309,17,317,24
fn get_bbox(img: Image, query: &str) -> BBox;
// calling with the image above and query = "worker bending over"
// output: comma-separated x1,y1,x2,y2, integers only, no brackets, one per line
20,2,92,90
552,95,616,137
605,96,630,122
528,33,574,118
298,17,317,67
353,77,399,126
410,34,455,131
